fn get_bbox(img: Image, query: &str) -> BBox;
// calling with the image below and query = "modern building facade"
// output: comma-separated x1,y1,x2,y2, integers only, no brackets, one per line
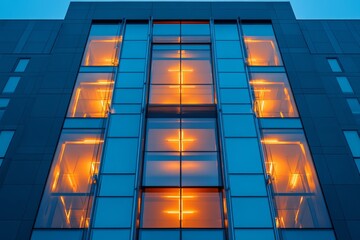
0,1,359,240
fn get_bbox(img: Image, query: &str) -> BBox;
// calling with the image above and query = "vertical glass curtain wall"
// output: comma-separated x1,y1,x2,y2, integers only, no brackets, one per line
241,23,335,240
32,23,122,240
139,21,225,240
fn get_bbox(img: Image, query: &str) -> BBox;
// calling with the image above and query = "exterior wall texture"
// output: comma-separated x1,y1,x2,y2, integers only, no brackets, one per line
0,2,359,240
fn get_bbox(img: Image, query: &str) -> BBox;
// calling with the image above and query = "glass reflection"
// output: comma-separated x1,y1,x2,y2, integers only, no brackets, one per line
262,130,332,228
141,188,222,228
82,24,121,66
249,73,298,118
35,130,103,228
68,73,114,118
243,24,283,66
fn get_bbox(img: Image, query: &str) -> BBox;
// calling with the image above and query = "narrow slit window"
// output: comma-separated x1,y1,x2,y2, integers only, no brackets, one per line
0,131,15,158
3,77,21,93
242,24,283,66
327,58,342,72
67,73,114,118
14,59,30,72
336,77,353,93
82,24,121,66
343,131,360,157
346,98,360,114
35,130,103,228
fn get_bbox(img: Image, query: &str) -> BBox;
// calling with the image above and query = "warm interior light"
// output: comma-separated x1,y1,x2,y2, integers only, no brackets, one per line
167,129,195,152
244,37,281,66
163,189,196,220
83,37,121,66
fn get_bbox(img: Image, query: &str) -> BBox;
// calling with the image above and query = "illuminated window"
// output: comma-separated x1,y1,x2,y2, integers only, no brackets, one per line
35,130,103,228
153,21,210,43
149,45,214,105
82,24,121,66
249,73,298,118
67,73,114,118
261,130,332,228
243,24,283,66
140,188,223,228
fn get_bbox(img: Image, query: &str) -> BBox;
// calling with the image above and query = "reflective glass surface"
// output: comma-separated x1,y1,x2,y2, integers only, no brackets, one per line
243,24,283,66
343,131,360,157
82,24,121,66
336,77,353,93
0,131,14,157
249,73,298,118
67,73,114,118
347,98,360,114
35,130,103,228
262,130,332,228
327,58,342,72
14,59,29,72
3,76,20,93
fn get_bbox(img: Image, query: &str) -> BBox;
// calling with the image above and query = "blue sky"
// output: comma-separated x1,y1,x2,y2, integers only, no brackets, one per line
0,0,359,19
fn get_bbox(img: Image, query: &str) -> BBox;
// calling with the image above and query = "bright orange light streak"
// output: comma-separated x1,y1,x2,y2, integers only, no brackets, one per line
167,130,195,151
290,173,300,190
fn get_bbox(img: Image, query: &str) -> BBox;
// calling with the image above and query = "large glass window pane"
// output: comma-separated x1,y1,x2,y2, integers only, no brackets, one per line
82,24,121,66
35,130,103,228
153,21,180,43
181,22,210,43
140,188,222,228
214,24,239,40
336,77,353,93
262,129,332,228
0,131,14,157
243,24,283,66
14,59,29,72
343,131,360,157
151,45,180,85
250,73,298,118
121,41,148,58
124,23,148,41
3,76,20,93
67,73,114,118
139,230,180,240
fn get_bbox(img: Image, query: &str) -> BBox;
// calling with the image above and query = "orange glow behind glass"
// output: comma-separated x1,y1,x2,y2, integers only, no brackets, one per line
244,37,282,66
82,37,122,66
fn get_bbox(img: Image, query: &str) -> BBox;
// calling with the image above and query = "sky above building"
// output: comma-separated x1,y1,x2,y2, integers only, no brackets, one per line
0,0,359,19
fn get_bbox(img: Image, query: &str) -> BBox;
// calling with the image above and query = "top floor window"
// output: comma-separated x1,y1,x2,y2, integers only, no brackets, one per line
243,24,283,66
82,24,122,66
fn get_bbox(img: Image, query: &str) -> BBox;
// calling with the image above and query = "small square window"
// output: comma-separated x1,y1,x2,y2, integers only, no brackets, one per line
347,98,360,114
3,77,20,93
14,59,29,72
336,77,353,93
327,58,342,72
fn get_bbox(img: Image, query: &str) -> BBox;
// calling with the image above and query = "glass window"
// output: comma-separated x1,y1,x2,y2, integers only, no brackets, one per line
93,197,133,228
153,21,180,43
35,130,103,228
108,115,140,137
261,129,332,228
149,45,214,105
249,73,298,118
124,23,149,41
139,230,180,240
146,118,217,152
281,229,336,240
99,175,135,196
347,98,360,114
92,229,131,240
214,24,239,40
229,175,267,196
14,59,29,72
140,188,223,228
223,115,256,137
215,41,242,58
242,24,283,66
31,230,83,240
218,73,247,88
336,77,353,93
327,58,342,72
0,98,10,108
67,73,114,118
235,229,275,240
121,41,148,58
0,131,14,158
343,131,360,157
182,230,225,240
82,24,121,66
3,76,20,93
217,59,244,72
181,22,210,43
355,158,360,173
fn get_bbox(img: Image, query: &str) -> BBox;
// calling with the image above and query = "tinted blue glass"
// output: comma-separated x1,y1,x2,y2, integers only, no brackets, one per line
327,58,342,72
94,197,133,228
121,41,148,58
216,41,242,58
92,229,131,240
119,59,146,72
214,24,239,40
0,131,14,157
153,22,180,43
220,89,250,104
181,23,210,43
232,197,273,227
218,73,247,88
139,230,180,240
344,131,360,157
0,98,10,108
217,59,244,72
281,230,336,240
3,76,20,93
63,119,104,129
355,159,360,173
336,77,353,93
116,73,144,88
229,175,267,196
223,115,256,137
225,138,263,174
31,230,83,240
102,138,138,173
108,115,140,137
99,175,135,196
235,229,275,240
114,89,143,104
14,59,29,72
259,119,302,129
124,24,148,40
182,230,225,240
242,24,275,36
347,98,360,114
